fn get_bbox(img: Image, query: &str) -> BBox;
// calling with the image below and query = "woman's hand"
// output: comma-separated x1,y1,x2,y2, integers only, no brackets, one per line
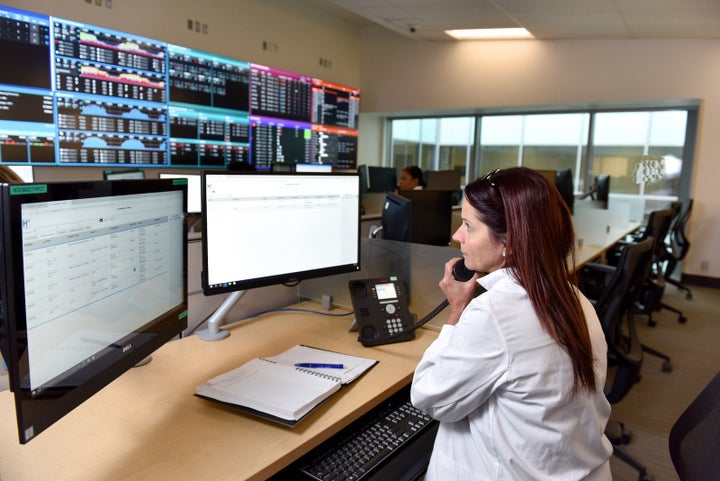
439,257,478,325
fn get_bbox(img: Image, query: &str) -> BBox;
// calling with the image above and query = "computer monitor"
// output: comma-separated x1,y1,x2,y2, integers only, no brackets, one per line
380,192,412,242
357,165,369,193
295,163,332,173
594,174,610,205
159,173,202,213
0,179,188,444
200,171,361,338
400,190,453,245
8,166,34,182
381,190,454,246
367,166,397,193
103,168,145,180
555,168,575,214
425,170,461,190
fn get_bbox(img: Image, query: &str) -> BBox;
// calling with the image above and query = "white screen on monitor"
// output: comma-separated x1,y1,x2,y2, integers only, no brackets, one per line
295,163,332,173
9,165,34,182
104,169,145,180
203,173,360,291
159,173,201,213
20,190,185,389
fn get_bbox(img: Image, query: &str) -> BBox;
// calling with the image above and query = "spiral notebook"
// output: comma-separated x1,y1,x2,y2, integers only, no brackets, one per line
195,345,377,425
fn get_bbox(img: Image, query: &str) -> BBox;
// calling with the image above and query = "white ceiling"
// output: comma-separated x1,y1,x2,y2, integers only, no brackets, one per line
310,0,720,41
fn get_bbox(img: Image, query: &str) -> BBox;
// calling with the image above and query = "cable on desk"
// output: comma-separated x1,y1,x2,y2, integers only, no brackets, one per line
186,305,354,336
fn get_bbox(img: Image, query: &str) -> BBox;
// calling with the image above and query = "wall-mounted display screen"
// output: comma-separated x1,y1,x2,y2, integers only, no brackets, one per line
0,5,358,171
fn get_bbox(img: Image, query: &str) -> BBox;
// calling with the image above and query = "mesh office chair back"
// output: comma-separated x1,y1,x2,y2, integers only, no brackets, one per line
664,199,694,299
599,237,654,404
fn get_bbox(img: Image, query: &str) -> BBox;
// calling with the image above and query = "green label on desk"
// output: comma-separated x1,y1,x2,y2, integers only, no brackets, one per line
10,184,48,195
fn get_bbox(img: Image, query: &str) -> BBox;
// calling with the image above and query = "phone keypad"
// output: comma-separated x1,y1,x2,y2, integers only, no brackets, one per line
385,318,405,334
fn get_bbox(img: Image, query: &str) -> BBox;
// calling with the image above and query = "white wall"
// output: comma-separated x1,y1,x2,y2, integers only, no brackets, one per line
356,26,720,281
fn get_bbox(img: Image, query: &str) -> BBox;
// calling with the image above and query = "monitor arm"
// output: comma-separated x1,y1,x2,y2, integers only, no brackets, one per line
196,290,246,341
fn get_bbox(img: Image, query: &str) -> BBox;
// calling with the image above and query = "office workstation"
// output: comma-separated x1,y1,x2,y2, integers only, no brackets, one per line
0,161,639,481
1,1,718,480
0,224,637,481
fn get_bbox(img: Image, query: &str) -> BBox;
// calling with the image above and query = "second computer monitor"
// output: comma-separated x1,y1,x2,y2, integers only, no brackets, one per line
201,171,361,296
381,190,453,246
425,170,461,190
159,173,202,213
367,166,397,193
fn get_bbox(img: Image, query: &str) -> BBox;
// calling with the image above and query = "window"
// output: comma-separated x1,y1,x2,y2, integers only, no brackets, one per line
389,105,695,216
391,117,474,186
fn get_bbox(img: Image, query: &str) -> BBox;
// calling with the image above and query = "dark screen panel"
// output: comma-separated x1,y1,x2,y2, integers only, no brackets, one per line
0,8,51,89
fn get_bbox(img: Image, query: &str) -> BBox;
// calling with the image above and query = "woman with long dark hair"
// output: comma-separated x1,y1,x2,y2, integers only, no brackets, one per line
411,167,612,480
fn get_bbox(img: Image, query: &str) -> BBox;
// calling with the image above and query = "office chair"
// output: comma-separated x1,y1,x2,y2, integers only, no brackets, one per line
663,199,694,300
669,370,720,481
627,208,678,372
644,207,688,326
581,237,655,481
626,207,683,326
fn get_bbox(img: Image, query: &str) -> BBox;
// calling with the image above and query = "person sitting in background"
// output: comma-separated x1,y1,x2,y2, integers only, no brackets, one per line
397,165,424,191
411,167,612,480
0,165,24,183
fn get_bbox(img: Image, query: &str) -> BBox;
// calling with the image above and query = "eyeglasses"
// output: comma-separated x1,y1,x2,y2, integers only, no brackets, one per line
481,168,501,187
480,168,503,201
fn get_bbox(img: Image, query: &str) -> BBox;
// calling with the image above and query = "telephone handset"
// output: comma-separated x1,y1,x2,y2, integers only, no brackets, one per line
351,259,476,347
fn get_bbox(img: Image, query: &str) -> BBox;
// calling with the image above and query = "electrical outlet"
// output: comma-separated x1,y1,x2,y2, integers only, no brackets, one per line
700,260,709,272
262,41,278,53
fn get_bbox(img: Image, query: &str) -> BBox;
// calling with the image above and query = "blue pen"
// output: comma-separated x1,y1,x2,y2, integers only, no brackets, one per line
295,363,344,369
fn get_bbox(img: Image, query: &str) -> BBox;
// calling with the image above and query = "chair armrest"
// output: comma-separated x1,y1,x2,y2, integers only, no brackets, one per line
582,262,616,275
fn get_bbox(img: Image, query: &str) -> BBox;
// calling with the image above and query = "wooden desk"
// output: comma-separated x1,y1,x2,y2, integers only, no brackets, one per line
0,303,437,481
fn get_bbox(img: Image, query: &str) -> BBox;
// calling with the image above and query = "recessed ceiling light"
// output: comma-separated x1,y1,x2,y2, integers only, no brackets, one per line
445,28,533,40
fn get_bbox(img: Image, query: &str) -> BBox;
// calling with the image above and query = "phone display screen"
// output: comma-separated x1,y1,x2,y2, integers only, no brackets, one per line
375,282,398,300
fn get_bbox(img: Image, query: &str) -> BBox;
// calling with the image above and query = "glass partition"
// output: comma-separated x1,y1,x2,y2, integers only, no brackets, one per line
299,237,462,329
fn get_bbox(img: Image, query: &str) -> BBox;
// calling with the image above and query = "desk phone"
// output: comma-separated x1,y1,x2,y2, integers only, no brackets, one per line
350,259,476,347
349,277,415,346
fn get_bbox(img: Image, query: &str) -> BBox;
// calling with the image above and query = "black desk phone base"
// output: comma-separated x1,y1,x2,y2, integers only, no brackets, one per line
350,259,475,346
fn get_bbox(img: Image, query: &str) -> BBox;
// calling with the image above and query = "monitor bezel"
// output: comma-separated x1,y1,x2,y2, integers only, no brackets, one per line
0,179,188,444
200,171,361,296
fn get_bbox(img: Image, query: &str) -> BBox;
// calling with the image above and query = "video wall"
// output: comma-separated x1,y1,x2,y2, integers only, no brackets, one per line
0,5,359,171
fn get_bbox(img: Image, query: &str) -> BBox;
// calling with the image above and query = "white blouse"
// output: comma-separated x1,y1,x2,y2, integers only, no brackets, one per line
411,268,613,481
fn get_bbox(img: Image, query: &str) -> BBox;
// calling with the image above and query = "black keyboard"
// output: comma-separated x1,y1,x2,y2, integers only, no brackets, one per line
276,386,437,481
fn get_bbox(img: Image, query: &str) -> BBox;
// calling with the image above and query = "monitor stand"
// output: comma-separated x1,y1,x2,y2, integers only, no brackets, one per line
133,355,152,367
196,290,246,341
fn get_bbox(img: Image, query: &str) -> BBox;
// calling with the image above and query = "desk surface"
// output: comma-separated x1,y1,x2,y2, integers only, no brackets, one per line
575,223,640,269
0,303,437,481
